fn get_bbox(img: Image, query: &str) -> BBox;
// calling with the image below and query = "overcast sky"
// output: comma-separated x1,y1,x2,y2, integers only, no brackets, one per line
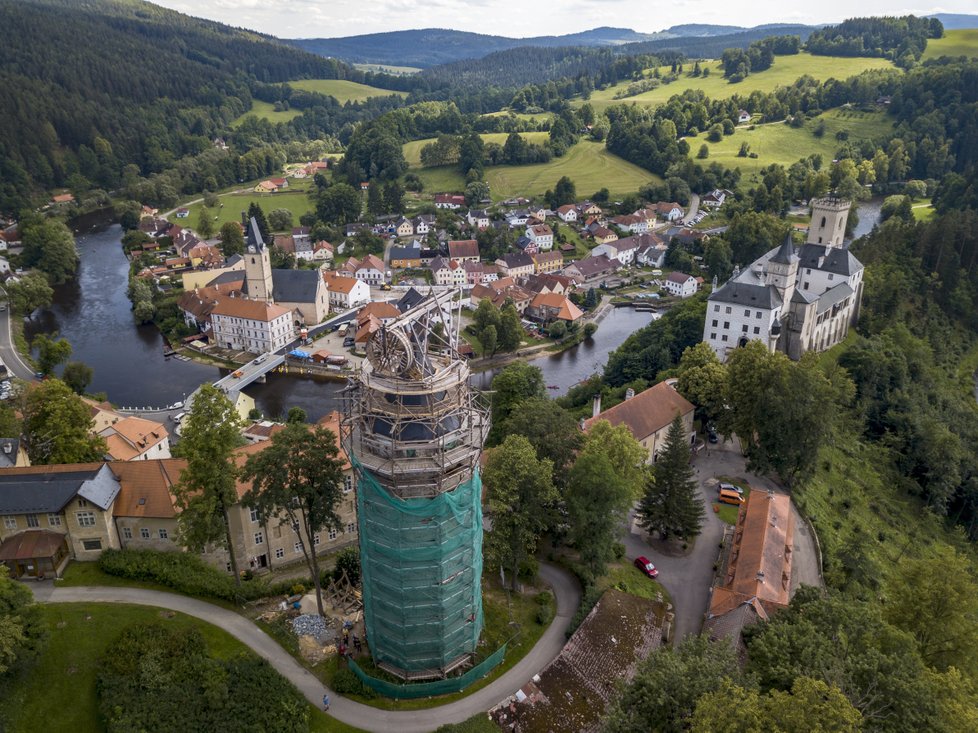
151,1,971,39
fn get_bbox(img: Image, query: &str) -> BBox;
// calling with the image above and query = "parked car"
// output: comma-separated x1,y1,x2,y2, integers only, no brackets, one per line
718,489,745,506
718,482,745,496
343,337,355,348
634,556,659,578
708,429,719,443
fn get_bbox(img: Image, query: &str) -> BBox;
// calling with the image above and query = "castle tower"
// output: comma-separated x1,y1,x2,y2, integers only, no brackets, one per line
765,233,799,308
344,292,488,680
807,197,851,248
244,217,273,302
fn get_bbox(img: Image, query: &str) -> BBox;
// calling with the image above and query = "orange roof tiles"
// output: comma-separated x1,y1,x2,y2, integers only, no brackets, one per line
583,381,694,440
110,460,185,518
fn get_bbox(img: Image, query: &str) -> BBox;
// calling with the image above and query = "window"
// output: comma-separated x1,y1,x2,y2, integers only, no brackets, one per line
742,325,748,332
82,539,102,551
275,548,284,559
753,327,760,335
26,514,39,528
76,511,96,527
48,513,61,527
710,333,716,340
827,274,834,281
3,517,16,530
725,306,731,314
122,526,132,540
140,528,150,539
77,498,88,508
159,529,169,540
328,528,337,540
254,531,264,545
711,319,718,327
744,309,750,316
314,534,321,546
347,523,356,534
343,475,353,493
294,541,303,554
721,335,728,342
803,282,809,290
806,268,811,275
713,305,719,312
723,321,729,329
250,508,259,523
756,311,762,319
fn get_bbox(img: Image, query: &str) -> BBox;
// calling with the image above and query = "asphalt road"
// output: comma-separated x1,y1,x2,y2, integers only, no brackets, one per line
0,307,37,381
31,563,580,732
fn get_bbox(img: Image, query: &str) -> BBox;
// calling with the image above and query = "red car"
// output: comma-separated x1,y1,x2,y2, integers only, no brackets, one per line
634,556,659,578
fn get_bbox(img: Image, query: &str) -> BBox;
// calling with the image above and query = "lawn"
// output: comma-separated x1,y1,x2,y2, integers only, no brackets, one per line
409,139,659,200
912,198,936,222
232,99,304,127
581,52,896,113
600,562,671,603
402,132,552,167
183,184,317,232
289,79,408,103
713,477,751,525
692,108,894,186
922,29,978,60
0,603,358,733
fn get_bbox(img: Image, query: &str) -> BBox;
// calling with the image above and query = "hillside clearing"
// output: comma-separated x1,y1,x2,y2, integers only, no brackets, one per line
581,53,896,113
402,132,551,167
232,99,304,126
410,140,659,200
922,28,978,60
692,108,894,186
183,182,316,232
288,78,408,103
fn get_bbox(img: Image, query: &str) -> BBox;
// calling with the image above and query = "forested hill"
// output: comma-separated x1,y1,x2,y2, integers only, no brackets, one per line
0,0,379,214
617,24,815,58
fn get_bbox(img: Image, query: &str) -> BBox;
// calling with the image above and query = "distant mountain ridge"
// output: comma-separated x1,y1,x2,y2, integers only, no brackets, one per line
288,23,816,68
927,13,978,30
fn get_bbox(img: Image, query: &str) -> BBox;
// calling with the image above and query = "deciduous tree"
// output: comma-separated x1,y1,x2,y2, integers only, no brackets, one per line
22,379,105,464
242,423,346,616
489,362,545,444
0,566,45,676
20,215,78,284
172,385,244,585
503,397,582,483
5,272,53,317
267,208,293,231
218,221,244,257
61,361,93,395
33,332,72,376
483,435,557,590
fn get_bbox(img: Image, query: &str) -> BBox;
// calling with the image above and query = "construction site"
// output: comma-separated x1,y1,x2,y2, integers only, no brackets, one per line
343,291,490,681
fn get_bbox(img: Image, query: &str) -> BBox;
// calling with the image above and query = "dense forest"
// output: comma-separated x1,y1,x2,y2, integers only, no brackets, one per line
806,15,944,66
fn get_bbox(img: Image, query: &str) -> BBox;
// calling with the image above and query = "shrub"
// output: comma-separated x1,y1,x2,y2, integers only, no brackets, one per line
290,583,306,596
332,668,376,698
566,583,603,638
612,541,625,560
332,546,361,587
97,548,275,602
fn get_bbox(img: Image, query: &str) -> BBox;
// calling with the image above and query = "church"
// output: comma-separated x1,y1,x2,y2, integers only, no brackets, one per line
702,197,864,362
242,218,329,326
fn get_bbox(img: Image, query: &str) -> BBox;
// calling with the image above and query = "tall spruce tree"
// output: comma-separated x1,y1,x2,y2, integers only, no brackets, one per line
638,415,704,542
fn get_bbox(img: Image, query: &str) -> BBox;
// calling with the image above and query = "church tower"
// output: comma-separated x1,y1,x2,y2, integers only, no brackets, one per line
807,197,851,248
244,217,273,302
765,233,799,308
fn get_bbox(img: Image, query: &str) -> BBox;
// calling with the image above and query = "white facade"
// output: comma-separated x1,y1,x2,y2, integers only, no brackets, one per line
592,242,635,265
526,225,554,251
704,300,781,357
663,274,698,298
325,276,370,310
211,309,292,354
355,265,385,285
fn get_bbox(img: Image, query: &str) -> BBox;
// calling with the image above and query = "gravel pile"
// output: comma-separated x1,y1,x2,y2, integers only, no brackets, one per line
291,614,329,640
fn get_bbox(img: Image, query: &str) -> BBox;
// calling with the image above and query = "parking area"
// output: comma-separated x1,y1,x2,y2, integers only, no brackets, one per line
306,328,364,368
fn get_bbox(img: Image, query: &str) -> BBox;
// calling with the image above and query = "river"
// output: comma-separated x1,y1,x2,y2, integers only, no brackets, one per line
27,223,650,419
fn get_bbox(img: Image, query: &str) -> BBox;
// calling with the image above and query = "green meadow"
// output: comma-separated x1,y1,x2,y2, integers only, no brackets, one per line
922,28,978,60
232,99,304,126
582,52,896,113
288,78,408,103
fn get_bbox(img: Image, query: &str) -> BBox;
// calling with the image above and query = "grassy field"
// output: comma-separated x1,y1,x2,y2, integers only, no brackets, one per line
352,63,422,75
692,108,894,186
912,198,936,222
922,29,978,60
289,79,408,103
412,140,660,199
482,110,554,124
402,132,551,167
0,603,358,733
581,52,896,113
232,99,304,126
183,182,317,233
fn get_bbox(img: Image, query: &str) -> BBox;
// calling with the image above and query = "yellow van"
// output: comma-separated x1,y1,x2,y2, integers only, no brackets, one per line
718,489,745,506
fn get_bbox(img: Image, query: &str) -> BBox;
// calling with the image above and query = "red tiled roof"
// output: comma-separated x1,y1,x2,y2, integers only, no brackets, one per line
583,381,694,440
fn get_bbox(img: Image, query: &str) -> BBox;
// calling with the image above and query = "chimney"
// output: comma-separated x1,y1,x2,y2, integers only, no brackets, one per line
625,388,635,400
592,394,602,418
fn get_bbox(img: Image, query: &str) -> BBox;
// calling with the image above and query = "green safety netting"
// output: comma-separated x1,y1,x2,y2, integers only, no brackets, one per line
347,644,507,699
354,457,484,675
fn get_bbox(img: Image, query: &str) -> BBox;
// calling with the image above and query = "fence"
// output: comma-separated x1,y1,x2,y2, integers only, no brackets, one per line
346,643,507,699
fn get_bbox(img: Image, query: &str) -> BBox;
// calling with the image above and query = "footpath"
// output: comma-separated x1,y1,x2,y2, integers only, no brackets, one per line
30,563,580,733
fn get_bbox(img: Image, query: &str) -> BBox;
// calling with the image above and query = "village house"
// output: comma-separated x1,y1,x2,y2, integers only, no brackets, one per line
592,238,638,266
563,254,620,284
99,417,171,462
469,281,533,313
556,204,578,223
576,201,603,217
584,381,695,463
522,273,572,296
654,202,685,222
323,272,370,310
701,189,730,208
429,256,467,287
515,235,539,255
210,298,293,354
447,239,480,263
389,241,423,269
633,207,659,229
395,217,414,238
526,223,554,251
592,226,619,245
434,193,466,210
526,292,584,324
505,210,531,228
495,252,535,279
311,241,334,263
412,215,435,236
738,109,752,124
532,250,563,274
466,210,491,230
663,272,699,298
354,254,386,285
610,214,649,234
0,440,29,469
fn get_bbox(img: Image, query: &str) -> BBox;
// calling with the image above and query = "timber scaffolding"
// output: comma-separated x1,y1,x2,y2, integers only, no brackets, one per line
342,290,490,681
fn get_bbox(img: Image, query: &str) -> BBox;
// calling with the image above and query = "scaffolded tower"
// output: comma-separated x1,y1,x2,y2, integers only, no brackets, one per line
344,291,489,680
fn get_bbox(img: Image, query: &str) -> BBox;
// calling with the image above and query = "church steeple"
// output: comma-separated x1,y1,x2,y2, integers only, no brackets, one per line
244,217,273,302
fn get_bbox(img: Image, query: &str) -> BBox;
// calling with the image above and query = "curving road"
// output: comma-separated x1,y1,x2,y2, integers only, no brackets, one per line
0,305,37,381
30,563,580,733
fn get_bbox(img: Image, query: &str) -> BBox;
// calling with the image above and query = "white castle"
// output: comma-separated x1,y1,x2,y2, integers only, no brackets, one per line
703,197,864,362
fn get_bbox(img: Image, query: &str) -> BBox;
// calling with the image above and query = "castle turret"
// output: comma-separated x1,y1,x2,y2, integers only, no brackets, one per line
765,233,799,309
244,217,273,302
807,197,851,248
